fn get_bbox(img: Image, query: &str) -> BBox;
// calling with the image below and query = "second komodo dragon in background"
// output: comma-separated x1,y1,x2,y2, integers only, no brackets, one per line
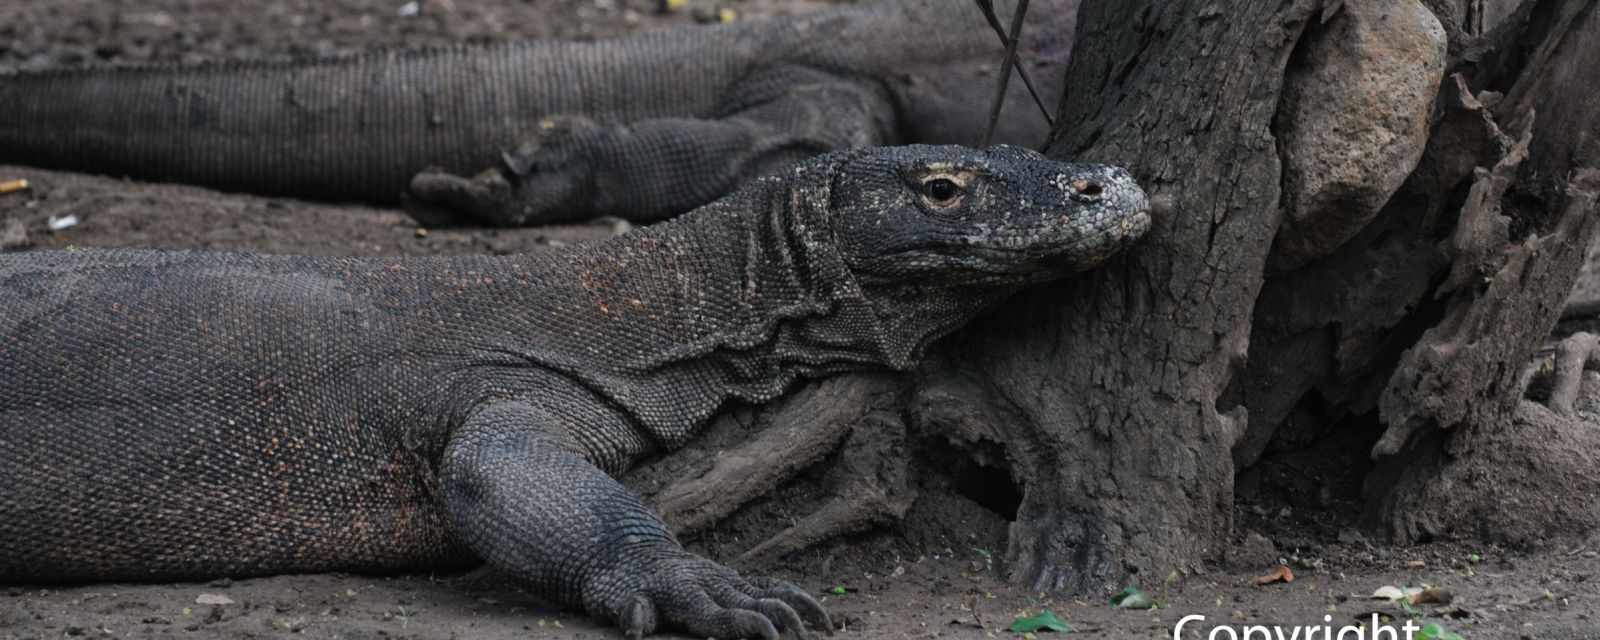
0,145,1150,640
0,0,1075,226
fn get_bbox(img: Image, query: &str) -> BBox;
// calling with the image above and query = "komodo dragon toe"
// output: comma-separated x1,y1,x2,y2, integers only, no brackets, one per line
408,117,601,227
595,554,832,640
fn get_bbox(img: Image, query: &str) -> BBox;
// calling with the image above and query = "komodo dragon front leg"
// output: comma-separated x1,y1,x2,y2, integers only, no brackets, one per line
443,391,832,639
407,67,895,226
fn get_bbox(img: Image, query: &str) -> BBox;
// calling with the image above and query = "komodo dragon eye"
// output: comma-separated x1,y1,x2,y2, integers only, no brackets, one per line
920,177,963,205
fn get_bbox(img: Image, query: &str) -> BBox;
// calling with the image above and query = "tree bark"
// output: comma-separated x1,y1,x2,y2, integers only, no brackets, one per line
941,0,1327,591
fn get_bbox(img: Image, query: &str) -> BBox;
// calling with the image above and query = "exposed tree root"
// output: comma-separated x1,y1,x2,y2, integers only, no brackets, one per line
1546,331,1600,416
735,423,913,566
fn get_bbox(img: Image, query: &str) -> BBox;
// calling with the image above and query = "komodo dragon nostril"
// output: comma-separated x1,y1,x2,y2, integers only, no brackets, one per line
1072,180,1103,198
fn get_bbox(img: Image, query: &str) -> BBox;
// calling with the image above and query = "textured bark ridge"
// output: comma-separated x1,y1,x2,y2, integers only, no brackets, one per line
635,0,1600,597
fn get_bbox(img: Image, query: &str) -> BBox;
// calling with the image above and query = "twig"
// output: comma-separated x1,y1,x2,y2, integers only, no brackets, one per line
972,0,1054,145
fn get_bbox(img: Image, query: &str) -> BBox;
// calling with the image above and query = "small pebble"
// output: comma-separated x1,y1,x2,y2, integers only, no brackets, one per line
0,220,29,251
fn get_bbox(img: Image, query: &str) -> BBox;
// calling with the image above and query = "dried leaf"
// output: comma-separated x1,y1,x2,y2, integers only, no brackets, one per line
1370,585,1423,601
1254,565,1294,586
47,215,79,232
1371,586,1406,600
1409,588,1453,606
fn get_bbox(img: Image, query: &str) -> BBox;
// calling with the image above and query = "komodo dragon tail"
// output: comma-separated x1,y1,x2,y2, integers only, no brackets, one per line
0,35,740,205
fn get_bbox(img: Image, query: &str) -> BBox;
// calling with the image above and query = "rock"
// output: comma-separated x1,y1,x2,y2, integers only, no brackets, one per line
1224,531,1279,571
1270,0,1447,268
0,219,30,251
1337,528,1369,545
691,2,734,23
195,593,235,605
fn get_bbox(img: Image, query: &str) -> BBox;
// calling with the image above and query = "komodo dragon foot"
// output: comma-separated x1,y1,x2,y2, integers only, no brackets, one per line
407,116,602,227
599,553,834,640
442,399,836,640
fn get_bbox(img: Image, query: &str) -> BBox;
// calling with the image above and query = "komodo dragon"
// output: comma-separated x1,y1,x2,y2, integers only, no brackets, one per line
0,0,1074,227
0,145,1150,639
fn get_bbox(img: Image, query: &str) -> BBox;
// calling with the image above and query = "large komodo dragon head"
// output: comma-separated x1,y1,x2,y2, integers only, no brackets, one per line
755,143,1151,370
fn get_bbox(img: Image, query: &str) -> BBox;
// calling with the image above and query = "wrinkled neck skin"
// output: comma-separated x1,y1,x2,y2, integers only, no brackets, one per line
690,164,996,376
885,0,1079,148
729,161,1028,373
860,280,1024,369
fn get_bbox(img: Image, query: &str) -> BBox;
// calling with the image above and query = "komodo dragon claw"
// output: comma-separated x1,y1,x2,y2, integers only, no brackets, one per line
406,116,600,227
605,553,833,639
405,167,517,226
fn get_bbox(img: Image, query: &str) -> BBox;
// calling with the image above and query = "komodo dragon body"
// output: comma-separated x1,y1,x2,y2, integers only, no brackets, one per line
0,0,1075,226
0,145,1150,639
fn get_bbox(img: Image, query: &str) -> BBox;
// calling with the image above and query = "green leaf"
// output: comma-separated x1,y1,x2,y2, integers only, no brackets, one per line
1119,592,1157,609
1417,623,1465,640
828,586,847,595
1007,610,1071,633
1109,586,1157,609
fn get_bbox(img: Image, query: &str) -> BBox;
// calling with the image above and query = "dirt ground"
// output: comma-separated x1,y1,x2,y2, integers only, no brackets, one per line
2,1,1598,639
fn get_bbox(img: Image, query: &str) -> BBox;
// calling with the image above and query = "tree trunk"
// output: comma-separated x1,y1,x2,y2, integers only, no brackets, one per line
934,0,1331,591
629,0,1600,596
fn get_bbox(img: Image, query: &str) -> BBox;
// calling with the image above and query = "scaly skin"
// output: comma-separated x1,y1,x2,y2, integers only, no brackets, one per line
0,145,1149,639
0,0,1076,225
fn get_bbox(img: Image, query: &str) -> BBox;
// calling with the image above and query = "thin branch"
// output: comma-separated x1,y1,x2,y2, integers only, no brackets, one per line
973,0,1054,146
